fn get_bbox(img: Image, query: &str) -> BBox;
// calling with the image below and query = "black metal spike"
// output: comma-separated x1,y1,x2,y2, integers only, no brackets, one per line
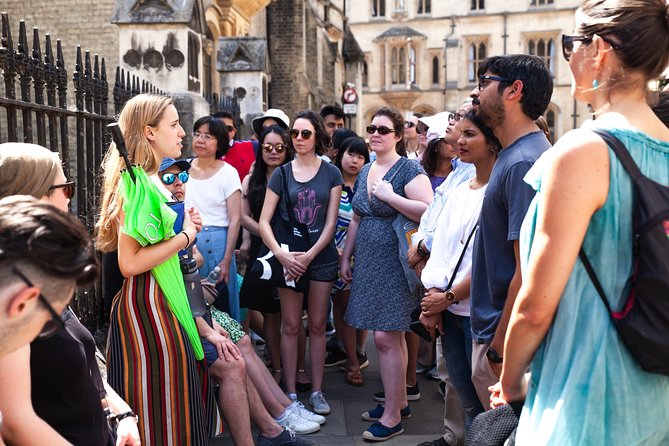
84,50,91,77
56,39,64,69
44,33,53,65
32,27,41,62
101,57,106,81
75,45,82,73
93,54,99,80
1,13,13,51
120,67,125,89
17,20,27,56
115,66,120,87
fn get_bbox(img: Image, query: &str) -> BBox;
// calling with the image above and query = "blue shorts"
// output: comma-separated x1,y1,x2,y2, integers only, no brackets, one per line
202,338,220,368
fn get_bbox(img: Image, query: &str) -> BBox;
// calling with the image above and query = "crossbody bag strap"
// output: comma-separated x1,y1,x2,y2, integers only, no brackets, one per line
446,224,478,290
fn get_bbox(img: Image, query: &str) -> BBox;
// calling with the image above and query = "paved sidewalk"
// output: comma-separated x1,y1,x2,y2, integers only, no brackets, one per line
209,336,447,445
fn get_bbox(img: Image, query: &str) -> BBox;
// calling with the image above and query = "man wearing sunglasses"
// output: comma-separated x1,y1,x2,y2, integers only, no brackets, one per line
467,54,552,408
213,110,260,182
158,157,191,202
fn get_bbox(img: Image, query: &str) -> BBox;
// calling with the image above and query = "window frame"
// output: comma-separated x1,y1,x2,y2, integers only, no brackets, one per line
371,0,386,18
467,41,487,83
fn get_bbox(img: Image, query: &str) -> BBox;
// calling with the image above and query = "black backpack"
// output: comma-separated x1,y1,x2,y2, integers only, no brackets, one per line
579,129,669,375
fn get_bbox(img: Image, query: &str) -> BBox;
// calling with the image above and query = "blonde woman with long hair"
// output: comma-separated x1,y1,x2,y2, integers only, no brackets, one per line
96,94,221,445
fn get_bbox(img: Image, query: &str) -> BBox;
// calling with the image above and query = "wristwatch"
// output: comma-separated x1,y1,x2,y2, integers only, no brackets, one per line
486,347,504,363
445,289,459,305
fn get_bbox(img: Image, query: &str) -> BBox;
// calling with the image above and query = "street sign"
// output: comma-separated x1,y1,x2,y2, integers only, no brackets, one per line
343,103,357,115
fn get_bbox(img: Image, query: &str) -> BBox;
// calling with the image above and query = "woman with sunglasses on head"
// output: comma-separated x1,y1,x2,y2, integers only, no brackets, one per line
259,111,343,416
0,143,139,446
419,111,500,432
489,1,669,444
240,125,294,382
340,107,433,441
185,116,243,322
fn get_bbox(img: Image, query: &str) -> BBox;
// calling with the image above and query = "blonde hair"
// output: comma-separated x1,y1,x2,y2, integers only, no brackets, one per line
95,94,174,252
0,143,62,199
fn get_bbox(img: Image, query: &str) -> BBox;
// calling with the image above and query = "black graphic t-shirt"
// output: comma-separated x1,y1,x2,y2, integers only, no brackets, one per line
268,160,343,266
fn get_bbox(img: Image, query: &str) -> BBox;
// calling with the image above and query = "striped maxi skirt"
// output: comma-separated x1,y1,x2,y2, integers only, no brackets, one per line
107,271,221,446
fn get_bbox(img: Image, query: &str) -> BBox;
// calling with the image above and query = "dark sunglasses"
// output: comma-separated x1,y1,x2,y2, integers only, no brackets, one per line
226,125,235,133
161,171,189,185
478,75,512,91
404,122,416,129
262,143,287,153
366,125,396,135
12,266,66,339
289,129,313,140
49,181,75,199
561,33,621,62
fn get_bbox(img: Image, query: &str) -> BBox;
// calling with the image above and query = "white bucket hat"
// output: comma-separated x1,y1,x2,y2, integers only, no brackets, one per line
252,109,290,136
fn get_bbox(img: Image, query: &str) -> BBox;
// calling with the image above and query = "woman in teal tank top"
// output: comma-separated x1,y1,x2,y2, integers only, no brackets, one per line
489,1,669,444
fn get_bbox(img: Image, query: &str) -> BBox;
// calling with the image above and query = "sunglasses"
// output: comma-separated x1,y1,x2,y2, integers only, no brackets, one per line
49,181,75,199
262,143,287,153
451,112,465,122
366,125,396,135
289,129,313,140
478,75,512,91
12,266,66,339
161,171,189,185
192,131,216,142
561,33,621,62
226,125,235,133
404,122,416,129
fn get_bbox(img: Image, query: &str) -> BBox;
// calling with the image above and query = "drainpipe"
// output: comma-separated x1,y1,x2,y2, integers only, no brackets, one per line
502,12,508,55
443,15,456,109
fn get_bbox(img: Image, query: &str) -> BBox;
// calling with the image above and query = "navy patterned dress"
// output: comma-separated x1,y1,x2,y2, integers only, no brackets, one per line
345,157,425,331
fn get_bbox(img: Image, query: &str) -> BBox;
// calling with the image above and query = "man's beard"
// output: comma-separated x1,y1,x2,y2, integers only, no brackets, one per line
474,96,505,130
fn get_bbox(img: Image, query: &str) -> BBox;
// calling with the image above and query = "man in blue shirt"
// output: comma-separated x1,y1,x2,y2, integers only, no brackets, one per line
468,54,553,407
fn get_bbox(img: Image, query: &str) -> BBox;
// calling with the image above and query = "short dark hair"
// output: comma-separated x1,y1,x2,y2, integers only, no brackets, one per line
320,105,345,120
194,116,230,158
293,110,331,156
478,54,553,120
0,196,99,297
334,136,370,171
213,110,235,121
332,128,358,150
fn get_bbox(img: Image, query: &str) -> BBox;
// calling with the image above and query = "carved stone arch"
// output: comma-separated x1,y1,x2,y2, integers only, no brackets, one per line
413,104,437,115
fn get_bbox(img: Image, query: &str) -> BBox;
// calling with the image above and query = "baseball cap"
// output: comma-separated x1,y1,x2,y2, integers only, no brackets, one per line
159,158,191,173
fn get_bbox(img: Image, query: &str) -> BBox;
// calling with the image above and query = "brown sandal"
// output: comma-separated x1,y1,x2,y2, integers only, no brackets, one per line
345,369,364,386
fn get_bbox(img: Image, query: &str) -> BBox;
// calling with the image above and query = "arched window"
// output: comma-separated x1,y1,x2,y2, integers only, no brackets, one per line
432,56,439,85
371,0,385,17
468,42,486,82
545,109,556,143
417,0,431,14
399,47,406,84
471,0,485,10
528,37,555,74
362,61,369,87
391,47,398,84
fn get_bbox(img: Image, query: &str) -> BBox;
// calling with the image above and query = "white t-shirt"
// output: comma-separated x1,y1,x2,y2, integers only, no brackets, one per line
185,162,242,227
420,180,487,317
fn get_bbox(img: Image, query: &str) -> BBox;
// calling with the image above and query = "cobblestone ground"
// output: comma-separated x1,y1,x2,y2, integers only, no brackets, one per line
209,334,447,445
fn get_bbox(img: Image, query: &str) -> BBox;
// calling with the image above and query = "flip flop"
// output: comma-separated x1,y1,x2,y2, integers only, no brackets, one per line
345,369,364,386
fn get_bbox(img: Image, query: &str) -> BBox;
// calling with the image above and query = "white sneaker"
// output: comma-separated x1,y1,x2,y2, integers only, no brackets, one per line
277,407,320,434
309,391,331,415
290,401,326,425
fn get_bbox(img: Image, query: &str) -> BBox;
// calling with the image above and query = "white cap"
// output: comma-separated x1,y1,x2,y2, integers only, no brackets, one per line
252,109,290,136
419,111,452,143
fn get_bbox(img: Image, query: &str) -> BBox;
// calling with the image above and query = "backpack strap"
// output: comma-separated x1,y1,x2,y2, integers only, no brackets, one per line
579,248,613,314
592,129,643,181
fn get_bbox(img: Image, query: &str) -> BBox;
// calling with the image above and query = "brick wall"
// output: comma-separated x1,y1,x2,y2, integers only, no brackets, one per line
0,0,119,87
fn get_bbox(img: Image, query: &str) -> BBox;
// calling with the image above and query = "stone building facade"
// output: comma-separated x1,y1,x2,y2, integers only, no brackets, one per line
348,0,586,141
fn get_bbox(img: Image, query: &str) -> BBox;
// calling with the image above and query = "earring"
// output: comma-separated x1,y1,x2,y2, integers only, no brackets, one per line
592,79,600,90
